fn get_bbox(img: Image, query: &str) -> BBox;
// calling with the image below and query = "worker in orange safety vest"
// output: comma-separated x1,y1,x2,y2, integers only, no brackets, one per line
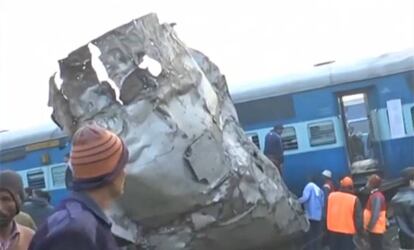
326,176,363,250
364,174,386,250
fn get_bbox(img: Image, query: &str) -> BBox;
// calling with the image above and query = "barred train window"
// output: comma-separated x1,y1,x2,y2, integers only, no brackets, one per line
51,165,67,188
27,169,45,189
281,127,298,150
308,121,336,147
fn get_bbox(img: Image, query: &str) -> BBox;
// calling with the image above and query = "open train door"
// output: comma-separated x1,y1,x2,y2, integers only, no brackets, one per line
338,91,382,187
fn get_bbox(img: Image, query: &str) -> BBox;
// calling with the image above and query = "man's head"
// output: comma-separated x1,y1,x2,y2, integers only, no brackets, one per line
340,176,354,191
401,167,414,188
70,124,129,200
273,124,284,135
367,174,382,189
0,170,24,228
24,187,33,198
322,170,332,180
33,189,51,203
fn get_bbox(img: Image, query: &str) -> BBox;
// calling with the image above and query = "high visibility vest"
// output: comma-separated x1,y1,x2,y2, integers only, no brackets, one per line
327,191,357,234
363,191,387,234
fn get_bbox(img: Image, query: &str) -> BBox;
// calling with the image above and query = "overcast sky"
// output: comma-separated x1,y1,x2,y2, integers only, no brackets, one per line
0,0,413,131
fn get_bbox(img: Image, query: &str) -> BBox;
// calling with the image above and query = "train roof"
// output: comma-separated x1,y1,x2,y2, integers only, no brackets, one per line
0,122,66,151
231,48,414,103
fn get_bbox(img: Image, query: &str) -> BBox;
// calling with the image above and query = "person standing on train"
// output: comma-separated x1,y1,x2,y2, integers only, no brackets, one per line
0,170,34,250
363,174,386,250
264,124,284,174
391,167,414,250
29,124,129,250
327,176,363,250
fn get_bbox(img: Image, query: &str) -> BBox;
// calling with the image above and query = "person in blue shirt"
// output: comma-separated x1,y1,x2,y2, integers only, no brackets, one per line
298,176,325,250
264,124,284,173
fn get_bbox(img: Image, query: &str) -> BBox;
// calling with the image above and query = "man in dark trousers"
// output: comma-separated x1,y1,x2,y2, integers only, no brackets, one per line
363,174,386,250
391,167,414,250
29,124,129,250
264,124,284,174
327,176,363,250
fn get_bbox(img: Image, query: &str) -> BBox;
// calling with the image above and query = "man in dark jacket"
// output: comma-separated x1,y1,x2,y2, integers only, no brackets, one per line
264,124,284,173
391,167,414,250
29,124,129,250
22,189,54,226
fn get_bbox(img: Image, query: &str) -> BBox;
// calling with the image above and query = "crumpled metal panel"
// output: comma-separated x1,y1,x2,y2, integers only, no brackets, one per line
48,13,308,250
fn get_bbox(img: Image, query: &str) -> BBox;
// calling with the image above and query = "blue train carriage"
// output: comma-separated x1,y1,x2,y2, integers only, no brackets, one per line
232,49,414,195
0,123,70,205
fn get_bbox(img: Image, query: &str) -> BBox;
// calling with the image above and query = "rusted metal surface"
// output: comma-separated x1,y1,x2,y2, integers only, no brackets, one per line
48,13,308,250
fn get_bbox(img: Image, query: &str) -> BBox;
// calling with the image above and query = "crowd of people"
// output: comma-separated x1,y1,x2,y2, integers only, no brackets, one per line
297,168,414,250
1,124,414,250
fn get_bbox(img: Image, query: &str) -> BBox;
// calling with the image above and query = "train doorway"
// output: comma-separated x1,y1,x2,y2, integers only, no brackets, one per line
338,92,379,176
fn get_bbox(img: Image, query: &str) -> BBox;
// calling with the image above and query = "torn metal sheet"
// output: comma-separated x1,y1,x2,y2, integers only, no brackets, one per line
49,13,308,250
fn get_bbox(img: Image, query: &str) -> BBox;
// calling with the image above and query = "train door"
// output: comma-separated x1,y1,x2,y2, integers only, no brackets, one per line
338,92,380,177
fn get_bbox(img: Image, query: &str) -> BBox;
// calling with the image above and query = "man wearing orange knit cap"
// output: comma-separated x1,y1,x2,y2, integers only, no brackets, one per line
29,124,129,250
326,176,363,250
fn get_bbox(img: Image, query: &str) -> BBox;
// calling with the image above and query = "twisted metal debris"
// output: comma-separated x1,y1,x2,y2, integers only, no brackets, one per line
48,13,308,250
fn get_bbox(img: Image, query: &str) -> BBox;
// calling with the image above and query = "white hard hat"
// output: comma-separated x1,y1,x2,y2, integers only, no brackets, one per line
322,170,332,178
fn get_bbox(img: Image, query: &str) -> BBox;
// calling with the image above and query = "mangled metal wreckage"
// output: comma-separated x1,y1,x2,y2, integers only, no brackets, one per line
48,13,308,250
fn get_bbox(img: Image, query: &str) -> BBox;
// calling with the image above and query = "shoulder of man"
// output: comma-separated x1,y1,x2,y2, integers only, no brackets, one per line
15,211,37,230
12,223,34,250
33,199,100,245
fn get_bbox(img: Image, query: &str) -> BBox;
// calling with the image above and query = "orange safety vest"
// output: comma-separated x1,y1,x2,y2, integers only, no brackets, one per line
327,191,357,234
363,190,387,234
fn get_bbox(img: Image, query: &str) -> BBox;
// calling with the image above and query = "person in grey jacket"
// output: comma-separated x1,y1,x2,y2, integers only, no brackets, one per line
391,167,414,250
22,189,54,227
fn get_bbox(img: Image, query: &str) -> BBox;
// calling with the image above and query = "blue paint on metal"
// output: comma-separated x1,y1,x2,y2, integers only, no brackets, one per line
283,147,349,195
380,137,414,178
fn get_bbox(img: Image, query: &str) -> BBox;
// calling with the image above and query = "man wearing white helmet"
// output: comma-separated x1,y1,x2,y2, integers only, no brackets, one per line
321,169,336,248
322,170,336,198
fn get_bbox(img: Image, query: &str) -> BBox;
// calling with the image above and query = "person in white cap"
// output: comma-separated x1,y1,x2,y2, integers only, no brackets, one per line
321,169,336,247
322,170,335,199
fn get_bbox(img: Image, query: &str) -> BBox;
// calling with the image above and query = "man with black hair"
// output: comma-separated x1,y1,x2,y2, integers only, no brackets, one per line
264,124,284,174
22,189,54,227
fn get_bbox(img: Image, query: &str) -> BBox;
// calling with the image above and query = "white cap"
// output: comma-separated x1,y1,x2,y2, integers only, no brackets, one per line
322,170,332,178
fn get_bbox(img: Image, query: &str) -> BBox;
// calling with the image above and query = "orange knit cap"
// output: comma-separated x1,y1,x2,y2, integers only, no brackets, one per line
70,124,124,179
340,176,354,188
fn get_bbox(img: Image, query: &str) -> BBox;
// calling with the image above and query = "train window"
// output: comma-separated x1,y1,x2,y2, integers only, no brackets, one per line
308,121,336,147
27,169,46,189
235,95,295,128
247,133,260,149
281,127,298,150
0,147,26,163
51,165,67,188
